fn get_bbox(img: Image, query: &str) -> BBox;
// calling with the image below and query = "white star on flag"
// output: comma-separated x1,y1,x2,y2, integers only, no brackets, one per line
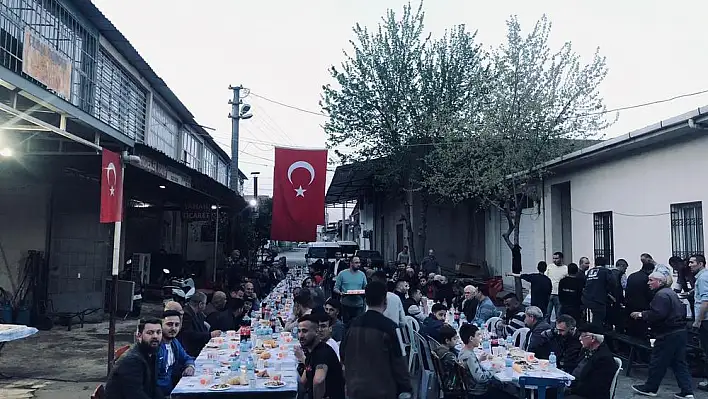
294,186,307,197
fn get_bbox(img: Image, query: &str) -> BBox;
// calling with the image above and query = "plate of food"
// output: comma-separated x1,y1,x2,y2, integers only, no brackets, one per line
346,290,365,295
256,369,270,378
208,383,232,391
264,380,286,389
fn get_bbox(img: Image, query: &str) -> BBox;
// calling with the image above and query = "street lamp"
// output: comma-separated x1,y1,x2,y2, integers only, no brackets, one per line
248,198,257,208
228,85,254,191
0,147,13,157
211,204,221,283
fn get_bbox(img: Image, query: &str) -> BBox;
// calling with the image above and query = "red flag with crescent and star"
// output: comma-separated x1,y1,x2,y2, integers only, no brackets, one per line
100,149,124,223
270,147,327,242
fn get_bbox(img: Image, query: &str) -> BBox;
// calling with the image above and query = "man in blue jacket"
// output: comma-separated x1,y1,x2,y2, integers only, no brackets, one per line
157,310,195,396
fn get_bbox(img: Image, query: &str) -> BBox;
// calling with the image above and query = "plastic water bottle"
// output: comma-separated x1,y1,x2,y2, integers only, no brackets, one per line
505,353,513,368
549,352,557,369
506,335,514,348
460,313,467,325
482,338,491,353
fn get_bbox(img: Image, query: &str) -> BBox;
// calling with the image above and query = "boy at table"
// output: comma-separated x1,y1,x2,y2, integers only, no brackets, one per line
457,323,515,399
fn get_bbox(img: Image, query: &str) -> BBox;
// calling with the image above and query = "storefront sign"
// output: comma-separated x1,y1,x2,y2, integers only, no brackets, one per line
137,156,192,188
182,203,213,221
22,28,72,100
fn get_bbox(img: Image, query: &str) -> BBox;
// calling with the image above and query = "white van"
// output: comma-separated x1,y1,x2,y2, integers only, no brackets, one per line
305,242,341,265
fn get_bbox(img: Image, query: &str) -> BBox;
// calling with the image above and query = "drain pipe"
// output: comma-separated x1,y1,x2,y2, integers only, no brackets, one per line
541,178,547,259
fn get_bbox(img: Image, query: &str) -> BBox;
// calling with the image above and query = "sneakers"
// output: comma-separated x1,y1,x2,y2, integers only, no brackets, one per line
698,380,708,391
674,393,694,399
632,385,657,397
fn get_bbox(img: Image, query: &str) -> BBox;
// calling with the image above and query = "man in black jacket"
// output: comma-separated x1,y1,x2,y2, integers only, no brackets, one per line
341,281,412,399
581,257,615,329
542,314,582,373
178,292,221,357
559,263,584,322
523,306,552,359
624,261,654,339
105,318,164,399
566,324,618,399
630,272,694,398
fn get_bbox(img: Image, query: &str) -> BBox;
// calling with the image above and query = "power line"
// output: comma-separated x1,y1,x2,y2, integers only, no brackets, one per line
249,92,326,117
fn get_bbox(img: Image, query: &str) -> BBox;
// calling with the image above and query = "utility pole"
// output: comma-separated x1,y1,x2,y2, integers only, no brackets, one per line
251,171,260,269
228,85,241,191
341,202,346,241
228,85,252,192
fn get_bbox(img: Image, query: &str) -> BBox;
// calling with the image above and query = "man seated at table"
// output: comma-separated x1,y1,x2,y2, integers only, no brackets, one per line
285,289,315,331
523,306,551,359
458,323,515,399
178,292,222,357
156,310,195,396
105,318,163,399
501,294,526,337
473,285,497,325
433,324,462,391
313,310,341,361
324,297,345,342
565,324,618,399
421,303,448,343
294,314,345,399
542,314,582,373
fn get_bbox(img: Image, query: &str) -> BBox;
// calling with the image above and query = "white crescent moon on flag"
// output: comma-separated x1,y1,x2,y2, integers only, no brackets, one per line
106,162,116,186
287,161,315,185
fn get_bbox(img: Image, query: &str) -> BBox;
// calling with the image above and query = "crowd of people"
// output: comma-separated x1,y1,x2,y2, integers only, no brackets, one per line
102,248,708,399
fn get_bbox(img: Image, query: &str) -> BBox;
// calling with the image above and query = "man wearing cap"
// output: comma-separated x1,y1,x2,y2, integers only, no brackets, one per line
565,324,618,399
630,272,694,398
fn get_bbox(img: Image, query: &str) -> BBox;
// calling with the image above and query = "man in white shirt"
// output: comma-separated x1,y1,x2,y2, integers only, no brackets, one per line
546,252,568,322
315,312,341,360
370,271,405,326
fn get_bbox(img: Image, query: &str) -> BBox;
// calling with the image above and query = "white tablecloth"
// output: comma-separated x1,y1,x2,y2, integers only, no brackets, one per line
0,324,38,343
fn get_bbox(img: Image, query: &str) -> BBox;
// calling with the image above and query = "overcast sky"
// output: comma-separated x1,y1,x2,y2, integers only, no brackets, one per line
92,0,708,215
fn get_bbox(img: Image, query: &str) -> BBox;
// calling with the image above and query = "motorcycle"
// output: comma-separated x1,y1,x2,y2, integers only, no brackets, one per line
161,268,196,305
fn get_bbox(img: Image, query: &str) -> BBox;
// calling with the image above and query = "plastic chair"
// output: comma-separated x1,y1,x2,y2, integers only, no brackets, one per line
484,316,502,334
512,327,531,349
114,345,130,362
609,357,623,399
405,315,420,332
518,376,568,399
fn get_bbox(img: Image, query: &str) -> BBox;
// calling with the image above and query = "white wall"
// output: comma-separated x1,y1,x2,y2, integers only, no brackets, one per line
486,134,708,279
0,182,48,294
542,135,708,274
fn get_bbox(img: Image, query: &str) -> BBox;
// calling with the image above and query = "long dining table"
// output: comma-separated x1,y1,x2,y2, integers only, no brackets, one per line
171,270,306,398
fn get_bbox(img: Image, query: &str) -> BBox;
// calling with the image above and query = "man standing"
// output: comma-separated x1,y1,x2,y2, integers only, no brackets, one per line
341,281,412,399
421,249,441,275
625,260,655,339
226,249,245,287
558,263,584,322
630,272,694,398
372,271,405,326
334,256,368,326
105,318,163,399
546,252,568,322
578,257,591,281
581,257,615,328
156,310,195,396
689,254,708,392
324,298,345,342
510,261,552,316
294,314,345,399
396,246,410,266
178,292,221,357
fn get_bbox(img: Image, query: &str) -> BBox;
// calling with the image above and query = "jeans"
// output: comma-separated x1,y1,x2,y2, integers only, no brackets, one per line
546,295,561,321
341,305,364,327
644,330,693,393
701,321,708,377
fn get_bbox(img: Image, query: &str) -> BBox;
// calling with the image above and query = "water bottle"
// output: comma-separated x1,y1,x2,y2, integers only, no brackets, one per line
452,319,459,330
246,355,254,371
482,338,491,353
506,335,514,348
460,313,467,325
505,353,513,368
549,352,557,369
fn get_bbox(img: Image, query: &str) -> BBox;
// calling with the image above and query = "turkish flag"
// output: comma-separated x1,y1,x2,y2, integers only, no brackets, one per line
100,149,124,223
271,147,327,242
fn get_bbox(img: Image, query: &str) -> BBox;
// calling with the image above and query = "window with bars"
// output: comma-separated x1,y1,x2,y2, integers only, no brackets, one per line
182,131,202,171
203,148,217,179
0,0,97,112
217,160,228,186
670,202,704,260
147,100,178,158
94,48,147,141
593,211,614,265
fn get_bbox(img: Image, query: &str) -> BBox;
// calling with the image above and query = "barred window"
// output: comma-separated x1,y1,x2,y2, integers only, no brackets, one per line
147,101,178,158
593,211,614,265
94,48,147,141
671,202,704,260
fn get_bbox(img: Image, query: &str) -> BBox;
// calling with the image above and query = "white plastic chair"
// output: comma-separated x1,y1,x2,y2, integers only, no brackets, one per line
405,315,420,332
610,357,623,399
484,316,502,334
512,327,531,349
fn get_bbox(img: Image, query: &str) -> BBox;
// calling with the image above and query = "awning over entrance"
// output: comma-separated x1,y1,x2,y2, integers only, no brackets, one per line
326,161,376,205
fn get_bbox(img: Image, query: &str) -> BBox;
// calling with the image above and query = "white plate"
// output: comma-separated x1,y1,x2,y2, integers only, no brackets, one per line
208,384,232,391
265,382,286,389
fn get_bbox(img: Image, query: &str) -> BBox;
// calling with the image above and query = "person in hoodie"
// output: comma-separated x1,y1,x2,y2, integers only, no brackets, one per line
630,272,694,398
156,310,195,396
421,303,448,343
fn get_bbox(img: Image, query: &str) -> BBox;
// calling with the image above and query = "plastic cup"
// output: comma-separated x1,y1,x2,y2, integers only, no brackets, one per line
650,339,655,347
